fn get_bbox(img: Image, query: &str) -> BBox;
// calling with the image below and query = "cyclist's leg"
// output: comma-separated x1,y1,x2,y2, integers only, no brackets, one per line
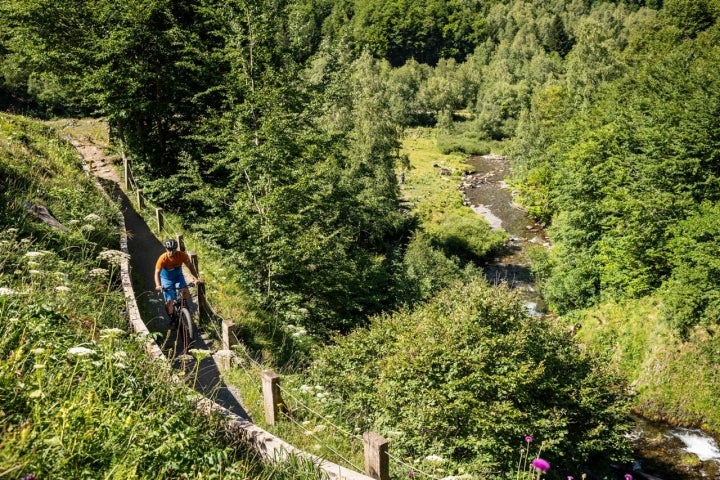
160,275,178,316
175,276,191,308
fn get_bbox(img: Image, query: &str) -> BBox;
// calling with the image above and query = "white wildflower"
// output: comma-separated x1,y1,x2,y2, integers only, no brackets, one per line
314,424,327,432
84,213,101,222
33,364,46,370
80,224,95,232
100,328,124,338
299,384,314,393
90,268,108,277
24,251,45,258
29,270,41,275
55,286,71,292
97,249,130,266
0,287,18,296
425,454,445,463
315,391,328,399
112,351,127,360
31,348,45,355
67,346,96,356
27,261,39,267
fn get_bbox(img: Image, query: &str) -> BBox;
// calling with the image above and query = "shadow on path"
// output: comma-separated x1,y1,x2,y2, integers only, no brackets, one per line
93,167,250,420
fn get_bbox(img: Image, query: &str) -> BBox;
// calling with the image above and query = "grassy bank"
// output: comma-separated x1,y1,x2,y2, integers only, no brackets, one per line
0,113,325,479
572,296,720,434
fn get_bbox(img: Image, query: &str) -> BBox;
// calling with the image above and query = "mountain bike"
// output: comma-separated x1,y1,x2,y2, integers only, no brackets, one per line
161,282,196,348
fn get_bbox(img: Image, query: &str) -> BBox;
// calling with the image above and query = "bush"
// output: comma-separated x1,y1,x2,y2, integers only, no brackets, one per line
310,279,632,477
426,212,507,262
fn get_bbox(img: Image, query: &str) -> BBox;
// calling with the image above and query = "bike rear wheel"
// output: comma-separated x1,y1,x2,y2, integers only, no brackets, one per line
179,307,194,344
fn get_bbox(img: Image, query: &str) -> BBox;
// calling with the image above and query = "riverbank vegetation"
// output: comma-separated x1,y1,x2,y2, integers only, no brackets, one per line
3,0,720,478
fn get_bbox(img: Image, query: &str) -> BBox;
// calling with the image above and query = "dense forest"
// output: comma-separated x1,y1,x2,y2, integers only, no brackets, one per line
3,0,720,478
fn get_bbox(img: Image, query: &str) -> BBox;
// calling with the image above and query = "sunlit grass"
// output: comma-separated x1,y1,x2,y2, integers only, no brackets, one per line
573,296,720,432
401,127,507,258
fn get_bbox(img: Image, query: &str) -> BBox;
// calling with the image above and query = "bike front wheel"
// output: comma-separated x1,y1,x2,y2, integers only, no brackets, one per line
179,307,194,343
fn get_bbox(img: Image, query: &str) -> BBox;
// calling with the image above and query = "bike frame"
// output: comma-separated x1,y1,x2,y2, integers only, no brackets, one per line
161,282,196,349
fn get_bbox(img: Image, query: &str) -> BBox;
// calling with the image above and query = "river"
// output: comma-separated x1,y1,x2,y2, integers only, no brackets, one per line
462,154,720,480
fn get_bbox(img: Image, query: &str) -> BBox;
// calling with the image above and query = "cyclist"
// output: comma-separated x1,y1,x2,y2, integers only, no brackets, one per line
154,238,201,324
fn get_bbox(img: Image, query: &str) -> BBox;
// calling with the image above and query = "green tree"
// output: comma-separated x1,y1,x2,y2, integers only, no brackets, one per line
663,204,720,336
545,14,574,57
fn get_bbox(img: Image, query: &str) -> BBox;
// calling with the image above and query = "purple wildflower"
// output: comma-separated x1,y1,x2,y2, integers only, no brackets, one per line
408,470,415,478
21,475,37,480
531,458,551,472
624,475,633,480
567,476,574,480
525,435,533,443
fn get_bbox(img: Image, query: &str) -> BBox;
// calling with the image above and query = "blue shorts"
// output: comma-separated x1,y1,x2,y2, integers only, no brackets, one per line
160,268,187,302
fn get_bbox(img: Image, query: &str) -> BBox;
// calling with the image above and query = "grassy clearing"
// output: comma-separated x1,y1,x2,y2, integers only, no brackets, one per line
401,127,507,259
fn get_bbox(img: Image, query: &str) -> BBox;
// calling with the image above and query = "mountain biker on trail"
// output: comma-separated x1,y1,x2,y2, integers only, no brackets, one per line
154,238,202,319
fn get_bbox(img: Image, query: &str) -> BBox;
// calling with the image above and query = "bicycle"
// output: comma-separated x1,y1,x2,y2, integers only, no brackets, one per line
160,282,196,348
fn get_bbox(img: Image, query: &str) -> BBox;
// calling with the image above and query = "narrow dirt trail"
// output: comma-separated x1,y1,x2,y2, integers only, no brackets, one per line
68,136,249,419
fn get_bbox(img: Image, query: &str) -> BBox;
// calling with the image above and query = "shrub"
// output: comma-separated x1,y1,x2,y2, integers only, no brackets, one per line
310,280,632,477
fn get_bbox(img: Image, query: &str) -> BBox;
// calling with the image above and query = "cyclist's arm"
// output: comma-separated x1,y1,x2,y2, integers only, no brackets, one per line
183,259,201,283
154,269,162,291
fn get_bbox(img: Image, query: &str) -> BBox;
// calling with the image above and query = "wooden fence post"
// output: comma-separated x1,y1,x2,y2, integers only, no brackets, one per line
188,250,205,318
363,432,389,480
176,234,185,252
156,207,163,233
123,154,129,190
262,369,284,425
188,250,198,274
222,319,238,351
136,189,144,209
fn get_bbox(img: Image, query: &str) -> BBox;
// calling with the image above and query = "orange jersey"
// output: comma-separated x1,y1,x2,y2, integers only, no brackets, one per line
155,251,189,273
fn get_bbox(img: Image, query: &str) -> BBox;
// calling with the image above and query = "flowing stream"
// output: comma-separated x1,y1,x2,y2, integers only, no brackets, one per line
462,154,720,480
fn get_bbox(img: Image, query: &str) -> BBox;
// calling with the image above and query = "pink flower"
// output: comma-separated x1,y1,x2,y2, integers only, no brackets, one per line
408,470,415,478
531,458,551,472
567,476,574,480
624,475,633,480
525,435,534,443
